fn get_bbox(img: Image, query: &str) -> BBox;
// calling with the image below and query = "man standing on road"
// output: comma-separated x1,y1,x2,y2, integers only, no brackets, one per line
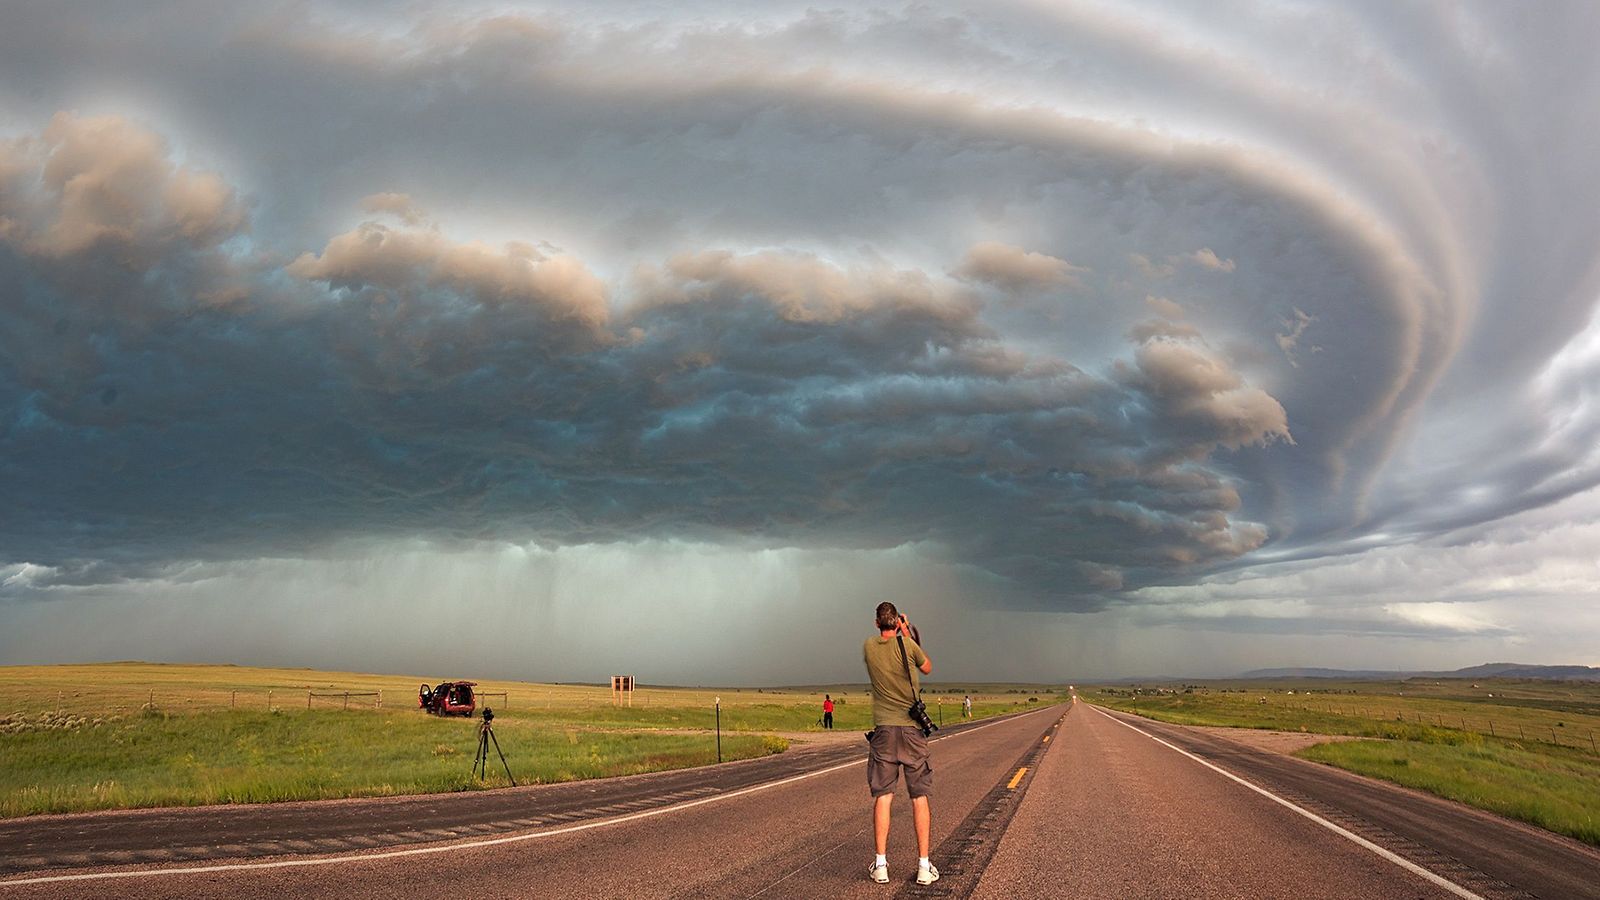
863,601,938,886
823,694,835,729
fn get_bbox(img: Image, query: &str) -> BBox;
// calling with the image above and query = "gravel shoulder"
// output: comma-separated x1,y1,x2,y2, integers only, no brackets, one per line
1181,724,1364,754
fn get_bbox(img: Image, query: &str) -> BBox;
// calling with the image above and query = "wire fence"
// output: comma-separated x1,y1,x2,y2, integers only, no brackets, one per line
37,687,549,716
39,687,416,715
308,690,382,710
40,685,1004,728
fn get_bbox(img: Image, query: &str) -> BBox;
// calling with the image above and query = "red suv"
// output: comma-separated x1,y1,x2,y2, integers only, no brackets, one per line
419,681,477,716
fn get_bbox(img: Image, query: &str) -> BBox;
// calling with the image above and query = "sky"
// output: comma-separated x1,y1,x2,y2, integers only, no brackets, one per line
2,1,1599,684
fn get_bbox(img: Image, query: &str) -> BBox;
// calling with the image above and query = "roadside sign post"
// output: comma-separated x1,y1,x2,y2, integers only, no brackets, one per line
611,675,635,707
715,696,722,763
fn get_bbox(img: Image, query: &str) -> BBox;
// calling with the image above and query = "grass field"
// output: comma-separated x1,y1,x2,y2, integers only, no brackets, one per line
0,663,1050,817
1088,678,1600,845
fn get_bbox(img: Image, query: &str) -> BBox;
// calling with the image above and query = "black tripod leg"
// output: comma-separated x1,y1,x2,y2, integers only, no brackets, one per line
488,728,516,787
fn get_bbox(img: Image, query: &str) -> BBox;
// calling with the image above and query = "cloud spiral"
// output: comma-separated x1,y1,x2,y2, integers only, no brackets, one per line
2,1,1598,676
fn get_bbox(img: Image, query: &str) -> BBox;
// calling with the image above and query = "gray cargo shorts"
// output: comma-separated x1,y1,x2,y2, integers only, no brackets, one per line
867,725,933,799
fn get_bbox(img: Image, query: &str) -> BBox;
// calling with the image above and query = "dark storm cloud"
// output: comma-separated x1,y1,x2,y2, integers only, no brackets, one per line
0,1,1442,544
0,117,1289,601
2,1,1600,672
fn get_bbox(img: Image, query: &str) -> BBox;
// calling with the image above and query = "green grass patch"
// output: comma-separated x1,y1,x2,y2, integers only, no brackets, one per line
1089,692,1473,745
0,708,784,817
1089,683,1600,753
1298,738,1600,846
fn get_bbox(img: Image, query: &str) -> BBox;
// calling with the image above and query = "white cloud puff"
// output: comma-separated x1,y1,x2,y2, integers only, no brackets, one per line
954,241,1087,291
1,113,244,263
1183,248,1236,273
289,221,610,329
360,192,427,226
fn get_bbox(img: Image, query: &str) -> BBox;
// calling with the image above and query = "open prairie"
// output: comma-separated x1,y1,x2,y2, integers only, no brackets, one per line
0,662,1048,817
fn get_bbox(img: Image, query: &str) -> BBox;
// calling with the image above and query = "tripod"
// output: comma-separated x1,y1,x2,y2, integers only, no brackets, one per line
473,709,516,786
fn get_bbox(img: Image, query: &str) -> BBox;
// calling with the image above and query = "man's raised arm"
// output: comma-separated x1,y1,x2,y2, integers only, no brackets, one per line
900,617,933,675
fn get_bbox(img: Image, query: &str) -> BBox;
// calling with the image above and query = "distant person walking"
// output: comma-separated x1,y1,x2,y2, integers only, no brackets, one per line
962,694,972,719
823,694,835,729
863,601,938,886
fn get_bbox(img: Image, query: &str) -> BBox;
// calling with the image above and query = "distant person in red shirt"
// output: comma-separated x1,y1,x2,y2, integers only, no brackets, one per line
823,694,835,729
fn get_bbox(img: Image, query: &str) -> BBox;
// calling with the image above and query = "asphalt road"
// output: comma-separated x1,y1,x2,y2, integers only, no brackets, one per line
973,704,1599,900
1078,705,1600,900
3,699,1597,898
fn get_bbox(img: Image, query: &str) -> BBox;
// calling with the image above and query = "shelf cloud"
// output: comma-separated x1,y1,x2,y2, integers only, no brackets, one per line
2,2,1598,678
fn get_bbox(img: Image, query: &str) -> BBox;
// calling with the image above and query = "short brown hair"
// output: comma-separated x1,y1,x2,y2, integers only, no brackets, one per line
875,602,899,631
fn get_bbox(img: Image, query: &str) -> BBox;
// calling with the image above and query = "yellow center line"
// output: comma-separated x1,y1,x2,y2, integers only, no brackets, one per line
1006,767,1028,789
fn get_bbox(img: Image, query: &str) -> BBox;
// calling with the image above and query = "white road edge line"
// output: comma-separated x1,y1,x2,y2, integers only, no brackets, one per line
1089,705,1483,900
1,706,1057,887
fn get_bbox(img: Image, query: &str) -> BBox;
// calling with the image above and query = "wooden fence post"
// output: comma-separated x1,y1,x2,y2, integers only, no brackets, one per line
377,690,382,709
307,691,312,709
231,691,236,709
343,692,349,710
268,690,273,710
1488,720,1494,737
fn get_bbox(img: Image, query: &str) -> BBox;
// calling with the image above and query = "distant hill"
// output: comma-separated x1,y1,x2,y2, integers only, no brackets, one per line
1239,667,1401,679
1238,663,1600,681
1446,663,1600,681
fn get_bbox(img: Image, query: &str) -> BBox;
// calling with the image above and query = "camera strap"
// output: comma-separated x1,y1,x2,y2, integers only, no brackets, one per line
896,635,922,702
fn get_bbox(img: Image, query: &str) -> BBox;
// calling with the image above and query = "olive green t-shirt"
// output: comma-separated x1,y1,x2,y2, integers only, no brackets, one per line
863,634,927,727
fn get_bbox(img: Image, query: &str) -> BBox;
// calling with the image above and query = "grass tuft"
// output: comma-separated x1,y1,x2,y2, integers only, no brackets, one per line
1300,739,1600,845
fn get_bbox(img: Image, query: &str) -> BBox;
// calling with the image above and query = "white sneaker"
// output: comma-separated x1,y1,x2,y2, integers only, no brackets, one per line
916,863,940,886
869,862,889,884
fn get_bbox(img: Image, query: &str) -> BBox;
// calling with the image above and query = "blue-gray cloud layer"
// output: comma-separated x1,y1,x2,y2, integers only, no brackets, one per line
0,111,1289,600
3,2,1599,666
